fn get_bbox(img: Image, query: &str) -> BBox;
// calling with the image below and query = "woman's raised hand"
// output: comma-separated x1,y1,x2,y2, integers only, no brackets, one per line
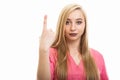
39,15,55,51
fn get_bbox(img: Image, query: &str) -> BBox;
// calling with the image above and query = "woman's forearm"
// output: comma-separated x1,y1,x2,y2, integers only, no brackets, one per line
37,15,54,80
37,49,50,80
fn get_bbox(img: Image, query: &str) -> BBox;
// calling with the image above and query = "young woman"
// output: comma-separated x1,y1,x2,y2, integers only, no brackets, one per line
37,4,108,80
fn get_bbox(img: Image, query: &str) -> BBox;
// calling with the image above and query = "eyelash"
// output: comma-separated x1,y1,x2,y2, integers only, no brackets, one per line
66,21,71,25
76,21,82,25
66,21,82,25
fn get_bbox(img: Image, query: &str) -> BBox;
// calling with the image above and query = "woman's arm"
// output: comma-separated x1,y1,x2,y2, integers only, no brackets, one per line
37,49,50,80
37,15,55,80
100,58,109,80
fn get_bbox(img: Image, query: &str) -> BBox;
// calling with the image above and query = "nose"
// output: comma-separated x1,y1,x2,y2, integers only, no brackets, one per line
70,23,76,31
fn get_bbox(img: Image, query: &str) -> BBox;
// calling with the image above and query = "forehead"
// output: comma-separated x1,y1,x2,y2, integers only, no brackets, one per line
67,10,84,20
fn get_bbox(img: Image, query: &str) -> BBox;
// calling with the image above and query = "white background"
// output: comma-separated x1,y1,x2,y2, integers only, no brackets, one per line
0,0,120,80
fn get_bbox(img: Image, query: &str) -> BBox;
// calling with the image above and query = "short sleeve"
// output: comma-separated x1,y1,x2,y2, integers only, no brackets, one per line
49,48,57,80
90,48,109,80
100,57,109,80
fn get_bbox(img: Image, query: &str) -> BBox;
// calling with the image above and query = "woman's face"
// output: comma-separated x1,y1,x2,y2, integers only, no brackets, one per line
64,9,85,41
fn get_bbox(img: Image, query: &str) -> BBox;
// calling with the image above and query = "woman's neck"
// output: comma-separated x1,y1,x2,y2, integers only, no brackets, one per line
66,38,81,54
66,39,82,65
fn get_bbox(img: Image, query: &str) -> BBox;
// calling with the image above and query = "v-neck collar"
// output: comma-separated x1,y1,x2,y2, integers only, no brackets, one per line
68,53,82,67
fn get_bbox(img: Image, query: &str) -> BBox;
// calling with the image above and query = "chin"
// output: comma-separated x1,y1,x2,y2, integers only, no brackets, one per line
67,37,79,41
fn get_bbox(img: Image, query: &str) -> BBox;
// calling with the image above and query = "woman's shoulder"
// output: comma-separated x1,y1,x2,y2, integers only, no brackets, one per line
49,47,58,61
49,47,57,53
90,48,103,59
90,48,105,69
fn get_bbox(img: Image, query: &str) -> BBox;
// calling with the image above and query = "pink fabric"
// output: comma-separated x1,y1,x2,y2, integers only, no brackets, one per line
49,48,108,80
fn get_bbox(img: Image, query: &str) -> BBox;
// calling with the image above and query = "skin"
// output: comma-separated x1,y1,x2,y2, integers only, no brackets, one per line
64,10,85,65
37,10,85,79
37,15,55,80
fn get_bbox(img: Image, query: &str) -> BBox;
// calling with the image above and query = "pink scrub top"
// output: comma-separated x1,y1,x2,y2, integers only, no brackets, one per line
49,48,108,80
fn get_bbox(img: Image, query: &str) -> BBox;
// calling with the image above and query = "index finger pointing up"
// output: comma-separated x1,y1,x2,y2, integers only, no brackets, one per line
43,15,47,31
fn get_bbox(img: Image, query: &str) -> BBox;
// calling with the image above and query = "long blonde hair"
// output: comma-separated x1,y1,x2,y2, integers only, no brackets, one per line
51,4,99,80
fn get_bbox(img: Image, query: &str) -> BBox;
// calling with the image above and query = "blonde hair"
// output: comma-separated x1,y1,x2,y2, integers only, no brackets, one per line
51,4,99,80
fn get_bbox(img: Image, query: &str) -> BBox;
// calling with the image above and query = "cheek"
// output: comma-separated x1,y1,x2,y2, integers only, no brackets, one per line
64,26,67,36
82,25,85,31
64,27,71,38
64,26,68,33
78,25,85,33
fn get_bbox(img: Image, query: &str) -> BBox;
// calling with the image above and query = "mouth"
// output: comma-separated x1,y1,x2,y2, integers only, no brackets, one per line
69,33,77,37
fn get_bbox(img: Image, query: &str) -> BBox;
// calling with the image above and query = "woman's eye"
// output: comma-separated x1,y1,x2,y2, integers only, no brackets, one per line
66,21,70,25
76,21,82,25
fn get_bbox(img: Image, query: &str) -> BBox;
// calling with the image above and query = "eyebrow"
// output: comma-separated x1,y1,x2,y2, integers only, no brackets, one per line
67,18,83,20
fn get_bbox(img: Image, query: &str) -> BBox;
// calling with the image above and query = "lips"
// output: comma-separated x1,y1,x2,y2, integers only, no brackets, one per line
69,33,77,36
